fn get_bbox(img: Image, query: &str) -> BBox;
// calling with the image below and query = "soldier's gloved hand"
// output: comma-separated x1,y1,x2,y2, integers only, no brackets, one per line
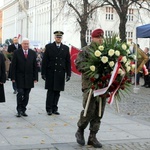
66,76,70,82
42,75,46,80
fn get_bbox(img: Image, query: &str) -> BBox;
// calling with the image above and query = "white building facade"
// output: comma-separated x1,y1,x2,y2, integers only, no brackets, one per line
0,0,150,49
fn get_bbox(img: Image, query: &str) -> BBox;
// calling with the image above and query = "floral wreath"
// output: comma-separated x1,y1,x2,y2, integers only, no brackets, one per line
82,35,136,116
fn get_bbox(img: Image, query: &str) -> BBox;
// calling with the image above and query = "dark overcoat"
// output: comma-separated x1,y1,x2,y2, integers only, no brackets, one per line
0,53,6,102
42,42,71,91
7,43,22,78
11,49,38,89
8,44,22,54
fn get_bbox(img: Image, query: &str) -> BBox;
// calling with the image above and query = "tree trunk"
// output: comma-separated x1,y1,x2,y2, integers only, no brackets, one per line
80,26,88,48
119,15,127,42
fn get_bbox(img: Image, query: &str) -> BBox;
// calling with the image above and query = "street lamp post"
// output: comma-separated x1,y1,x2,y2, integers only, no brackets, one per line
50,0,52,43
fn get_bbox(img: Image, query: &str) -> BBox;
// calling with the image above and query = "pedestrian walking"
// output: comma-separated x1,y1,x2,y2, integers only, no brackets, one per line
142,47,150,88
8,37,22,94
11,38,38,117
75,29,106,148
41,31,71,115
0,52,6,103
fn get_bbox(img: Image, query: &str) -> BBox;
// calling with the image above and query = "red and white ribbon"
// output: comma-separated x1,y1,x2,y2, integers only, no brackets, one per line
107,67,125,104
93,57,124,104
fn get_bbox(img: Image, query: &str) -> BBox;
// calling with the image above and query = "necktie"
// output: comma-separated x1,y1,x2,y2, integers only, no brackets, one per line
24,51,28,58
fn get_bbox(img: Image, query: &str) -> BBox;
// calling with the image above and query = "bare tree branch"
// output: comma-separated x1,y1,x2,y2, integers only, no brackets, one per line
67,1,82,22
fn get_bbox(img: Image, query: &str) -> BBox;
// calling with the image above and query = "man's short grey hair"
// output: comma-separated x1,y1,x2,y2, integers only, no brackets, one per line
22,38,29,43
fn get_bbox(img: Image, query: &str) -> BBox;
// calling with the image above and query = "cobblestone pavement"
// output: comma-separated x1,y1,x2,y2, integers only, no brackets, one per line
25,140,150,150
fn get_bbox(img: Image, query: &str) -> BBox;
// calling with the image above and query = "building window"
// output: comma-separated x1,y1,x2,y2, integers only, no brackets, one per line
106,7,113,20
127,9,134,21
86,29,92,44
105,30,113,37
126,31,133,41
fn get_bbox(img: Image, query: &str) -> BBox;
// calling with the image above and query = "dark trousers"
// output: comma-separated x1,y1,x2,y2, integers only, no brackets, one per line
144,75,149,85
16,88,31,113
46,90,60,112
0,84,5,102
136,73,141,84
12,82,17,91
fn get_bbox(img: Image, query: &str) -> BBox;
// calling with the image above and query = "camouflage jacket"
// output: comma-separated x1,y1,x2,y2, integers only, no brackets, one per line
75,42,97,91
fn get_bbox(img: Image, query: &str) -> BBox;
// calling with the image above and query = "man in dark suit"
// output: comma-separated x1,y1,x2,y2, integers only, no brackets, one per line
8,37,22,94
0,52,6,103
41,31,71,115
11,38,38,117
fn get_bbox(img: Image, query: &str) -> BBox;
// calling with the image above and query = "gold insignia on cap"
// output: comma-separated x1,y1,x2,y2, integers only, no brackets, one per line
54,31,64,36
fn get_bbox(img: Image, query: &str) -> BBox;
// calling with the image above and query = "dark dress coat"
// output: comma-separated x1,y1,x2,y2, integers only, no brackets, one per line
0,53,6,102
8,44,22,54
11,49,38,89
7,43,22,78
42,42,71,91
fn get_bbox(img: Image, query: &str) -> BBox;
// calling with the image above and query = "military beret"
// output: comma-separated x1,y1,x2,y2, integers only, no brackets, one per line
54,31,64,37
91,29,104,38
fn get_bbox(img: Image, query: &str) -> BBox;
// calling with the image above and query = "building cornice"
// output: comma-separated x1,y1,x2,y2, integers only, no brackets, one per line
0,0,18,11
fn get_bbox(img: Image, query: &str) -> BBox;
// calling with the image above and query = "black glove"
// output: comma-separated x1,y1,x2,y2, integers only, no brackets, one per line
42,75,46,80
66,76,70,82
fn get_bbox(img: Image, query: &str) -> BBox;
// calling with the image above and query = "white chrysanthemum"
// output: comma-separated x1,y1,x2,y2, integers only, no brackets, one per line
132,55,136,60
118,68,122,74
94,50,101,57
127,41,132,46
98,45,104,51
126,66,131,72
127,49,131,54
116,36,121,42
125,61,130,67
101,56,108,64
108,49,115,57
90,65,95,72
118,68,125,76
120,70,125,76
125,63,129,68
109,61,115,67
122,56,127,63
115,50,120,56
122,44,127,50
131,64,135,69
127,60,131,64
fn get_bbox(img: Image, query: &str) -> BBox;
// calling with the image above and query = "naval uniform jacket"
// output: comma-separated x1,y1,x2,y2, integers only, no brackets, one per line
0,53,6,102
11,49,38,89
42,42,71,91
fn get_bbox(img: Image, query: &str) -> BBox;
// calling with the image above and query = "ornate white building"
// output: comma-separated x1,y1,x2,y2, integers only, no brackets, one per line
0,0,150,49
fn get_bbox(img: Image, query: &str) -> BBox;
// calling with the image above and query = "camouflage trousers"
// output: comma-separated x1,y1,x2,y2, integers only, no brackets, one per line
77,90,106,132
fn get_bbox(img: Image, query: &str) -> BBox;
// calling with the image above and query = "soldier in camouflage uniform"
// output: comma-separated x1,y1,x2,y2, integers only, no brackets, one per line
75,29,106,148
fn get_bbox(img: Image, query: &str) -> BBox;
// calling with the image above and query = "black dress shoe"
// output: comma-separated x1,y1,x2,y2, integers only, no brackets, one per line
47,111,52,115
16,113,21,117
21,112,28,117
141,84,146,87
145,85,150,88
53,111,60,115
13,90,17,94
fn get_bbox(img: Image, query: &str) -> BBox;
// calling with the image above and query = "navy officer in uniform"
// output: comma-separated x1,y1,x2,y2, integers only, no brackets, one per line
41,31,71,115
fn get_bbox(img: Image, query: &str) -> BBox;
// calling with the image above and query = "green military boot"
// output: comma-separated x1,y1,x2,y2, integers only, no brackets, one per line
75,128,85,146
87,131,102,148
